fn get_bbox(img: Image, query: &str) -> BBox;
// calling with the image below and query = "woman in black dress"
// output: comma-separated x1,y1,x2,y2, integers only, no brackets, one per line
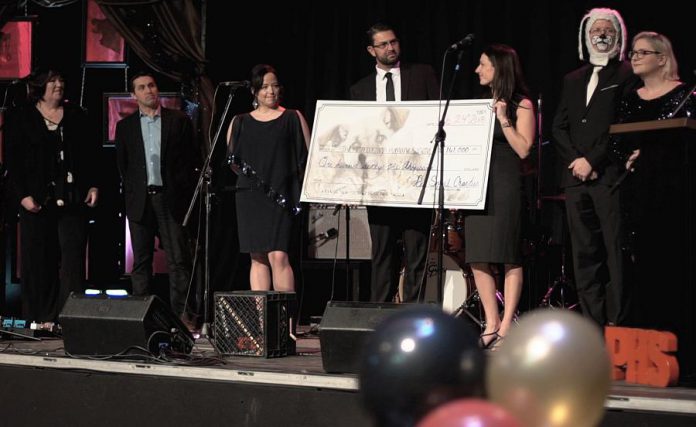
610,32,695,329
611,31,694,169
466,45,535,348
226,64,309,291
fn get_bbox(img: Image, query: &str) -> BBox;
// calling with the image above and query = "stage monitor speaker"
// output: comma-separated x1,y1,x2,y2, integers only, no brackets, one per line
307,204,371,259
59,293,194,356
318,301,403,374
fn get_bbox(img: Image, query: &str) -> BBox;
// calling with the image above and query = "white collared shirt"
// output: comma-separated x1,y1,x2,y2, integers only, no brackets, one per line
375,64,402,102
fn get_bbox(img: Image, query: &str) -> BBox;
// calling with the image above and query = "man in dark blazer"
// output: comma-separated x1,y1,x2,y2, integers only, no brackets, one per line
552,8,636,327
350,22,439,303
115,72,199,321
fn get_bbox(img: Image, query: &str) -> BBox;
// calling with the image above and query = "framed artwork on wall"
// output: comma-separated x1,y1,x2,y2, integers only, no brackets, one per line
83,0,126,67
0,19,33,81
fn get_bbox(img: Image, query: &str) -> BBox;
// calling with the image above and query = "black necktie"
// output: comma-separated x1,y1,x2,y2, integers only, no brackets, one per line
385,72,395,101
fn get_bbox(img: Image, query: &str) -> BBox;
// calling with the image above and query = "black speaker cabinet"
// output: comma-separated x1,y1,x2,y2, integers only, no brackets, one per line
59,293,194,356
318,301,403,374
307,204,371,259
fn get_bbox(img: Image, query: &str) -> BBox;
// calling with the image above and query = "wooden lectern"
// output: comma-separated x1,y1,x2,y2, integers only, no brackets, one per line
609,117,696,134
610,117,696,382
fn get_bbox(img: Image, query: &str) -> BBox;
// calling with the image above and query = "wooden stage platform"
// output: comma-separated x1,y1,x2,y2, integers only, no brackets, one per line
1,334,695,426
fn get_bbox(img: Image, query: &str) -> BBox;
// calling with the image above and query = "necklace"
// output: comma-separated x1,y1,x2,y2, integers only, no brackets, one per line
37,103,63,126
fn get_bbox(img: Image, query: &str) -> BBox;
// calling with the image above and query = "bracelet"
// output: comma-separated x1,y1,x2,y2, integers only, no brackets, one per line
501,120,512,128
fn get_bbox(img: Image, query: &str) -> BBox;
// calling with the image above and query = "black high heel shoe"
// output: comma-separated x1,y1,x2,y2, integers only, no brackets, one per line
479,329,502,349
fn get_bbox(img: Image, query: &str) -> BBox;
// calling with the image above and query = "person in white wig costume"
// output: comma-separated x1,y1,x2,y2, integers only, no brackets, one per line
552,7,638,327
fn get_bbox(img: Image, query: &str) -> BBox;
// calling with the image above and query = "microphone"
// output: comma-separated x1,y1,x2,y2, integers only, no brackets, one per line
314,227,339,241
332,204,342,215
219,80,250,88
447,34,475,51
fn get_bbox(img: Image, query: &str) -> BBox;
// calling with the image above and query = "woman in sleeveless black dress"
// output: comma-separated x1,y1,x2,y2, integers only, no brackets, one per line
466,45,535,348
226,64,309,291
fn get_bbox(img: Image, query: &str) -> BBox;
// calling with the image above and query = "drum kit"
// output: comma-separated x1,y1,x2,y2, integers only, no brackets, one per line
419,210,506,329
420,202,578,330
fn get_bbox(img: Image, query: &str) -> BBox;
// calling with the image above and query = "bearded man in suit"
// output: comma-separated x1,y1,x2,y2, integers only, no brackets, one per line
350,22,439,303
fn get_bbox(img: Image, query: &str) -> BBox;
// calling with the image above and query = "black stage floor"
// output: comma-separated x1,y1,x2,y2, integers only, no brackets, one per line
1,334,696,426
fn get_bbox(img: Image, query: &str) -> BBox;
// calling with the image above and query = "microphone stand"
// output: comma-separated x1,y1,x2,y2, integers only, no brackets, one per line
183,85,243,338
332,204,354,300
417,48,468,303
344,205,353,299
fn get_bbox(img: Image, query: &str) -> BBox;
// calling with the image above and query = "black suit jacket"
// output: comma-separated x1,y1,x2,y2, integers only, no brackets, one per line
115,107,199,223
349,63,439,101
552,59,636,188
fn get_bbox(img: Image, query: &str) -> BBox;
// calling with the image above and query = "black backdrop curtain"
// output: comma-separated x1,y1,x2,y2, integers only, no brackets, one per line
204,0,694,195
0,2,19,29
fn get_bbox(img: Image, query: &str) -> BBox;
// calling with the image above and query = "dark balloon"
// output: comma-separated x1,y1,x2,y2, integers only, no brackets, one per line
359,306,485,427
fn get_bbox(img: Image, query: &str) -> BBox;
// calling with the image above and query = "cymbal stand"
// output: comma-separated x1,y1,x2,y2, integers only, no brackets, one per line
452,265,511,329
539,240,577,309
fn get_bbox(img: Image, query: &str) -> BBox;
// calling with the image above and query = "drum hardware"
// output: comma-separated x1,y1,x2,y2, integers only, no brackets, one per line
537,193,578,310
451,268,510,330
420,210,511,330
538,242,577,310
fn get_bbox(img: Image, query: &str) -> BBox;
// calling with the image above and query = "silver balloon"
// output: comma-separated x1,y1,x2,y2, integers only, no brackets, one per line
487,310,610,427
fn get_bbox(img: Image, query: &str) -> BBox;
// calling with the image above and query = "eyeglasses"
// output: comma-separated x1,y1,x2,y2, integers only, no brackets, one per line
372,39,399,50
628,49,661,59
589,27,617,36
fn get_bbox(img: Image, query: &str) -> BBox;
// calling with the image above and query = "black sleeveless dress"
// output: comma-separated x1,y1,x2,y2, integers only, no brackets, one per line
464,109,524,265
230,110,307,253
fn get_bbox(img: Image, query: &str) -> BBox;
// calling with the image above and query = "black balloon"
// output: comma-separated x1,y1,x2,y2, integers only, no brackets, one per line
359,306,486,427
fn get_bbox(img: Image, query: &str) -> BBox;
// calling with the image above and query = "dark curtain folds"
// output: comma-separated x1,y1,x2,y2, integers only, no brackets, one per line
0,2,19,29
94,0,213,152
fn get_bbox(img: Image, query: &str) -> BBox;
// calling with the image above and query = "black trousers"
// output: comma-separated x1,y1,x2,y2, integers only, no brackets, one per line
19,205,86,322
564,183,628,326
367,206,431,303
128,192,192,317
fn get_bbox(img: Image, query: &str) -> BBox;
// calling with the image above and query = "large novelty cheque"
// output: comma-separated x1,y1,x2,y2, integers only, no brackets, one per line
300,100,495,209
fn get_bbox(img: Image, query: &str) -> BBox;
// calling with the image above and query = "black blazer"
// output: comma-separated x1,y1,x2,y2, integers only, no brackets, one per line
115,107,199,223
350,63,439,101
552,59,636,188
4,103,98,207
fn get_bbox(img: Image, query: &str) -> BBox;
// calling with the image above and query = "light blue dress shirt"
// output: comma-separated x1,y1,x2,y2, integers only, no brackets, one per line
139,108,162,186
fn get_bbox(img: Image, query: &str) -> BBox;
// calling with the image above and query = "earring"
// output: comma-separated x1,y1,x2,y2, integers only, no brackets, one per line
252,98,259,109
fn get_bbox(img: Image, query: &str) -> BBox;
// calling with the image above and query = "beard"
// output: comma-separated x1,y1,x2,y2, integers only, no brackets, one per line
377,50,400,67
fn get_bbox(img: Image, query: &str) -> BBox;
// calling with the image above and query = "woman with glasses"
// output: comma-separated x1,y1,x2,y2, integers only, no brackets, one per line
610,32,695,329
612,32,694,169
226,64,310,292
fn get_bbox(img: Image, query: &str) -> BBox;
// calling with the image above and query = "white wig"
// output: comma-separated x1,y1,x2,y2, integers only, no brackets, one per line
578,7,627,62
